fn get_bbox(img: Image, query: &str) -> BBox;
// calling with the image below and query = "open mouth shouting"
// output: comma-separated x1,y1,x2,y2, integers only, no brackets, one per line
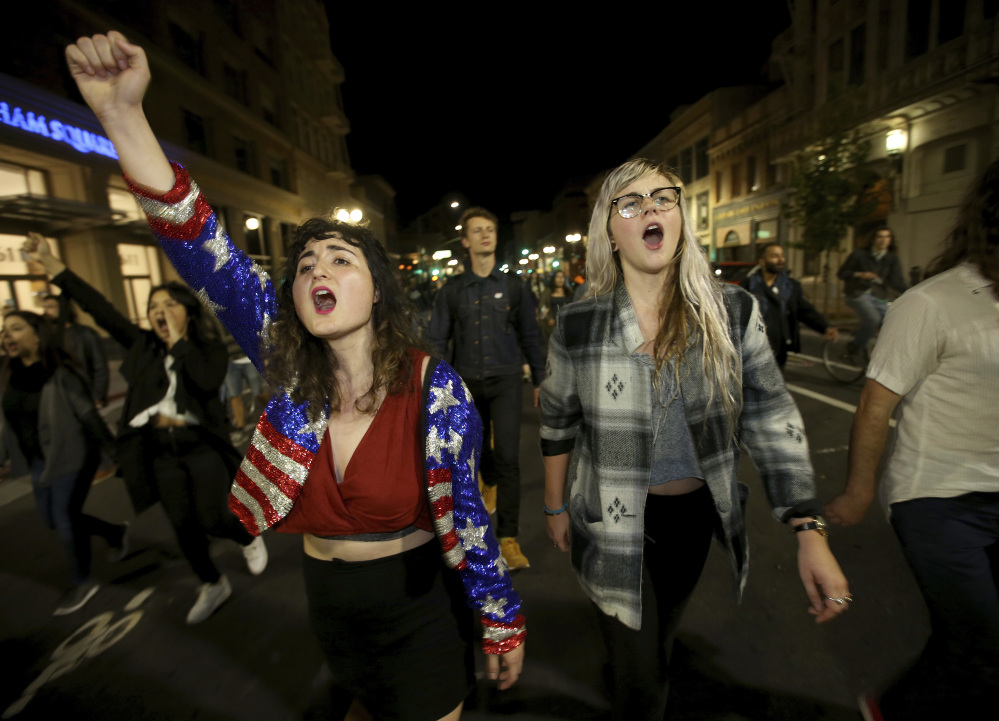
643,222,665,249
312,286,337,315
154,316,169,335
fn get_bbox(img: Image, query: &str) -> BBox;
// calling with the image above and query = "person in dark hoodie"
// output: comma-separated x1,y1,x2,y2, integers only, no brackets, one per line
741,242,838,370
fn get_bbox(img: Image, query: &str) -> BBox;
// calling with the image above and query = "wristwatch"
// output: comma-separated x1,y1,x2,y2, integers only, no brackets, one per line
792,516,828,537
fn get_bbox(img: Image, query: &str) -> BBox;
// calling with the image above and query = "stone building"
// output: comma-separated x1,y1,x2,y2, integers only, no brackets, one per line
0,0,372,326
628,0,999,286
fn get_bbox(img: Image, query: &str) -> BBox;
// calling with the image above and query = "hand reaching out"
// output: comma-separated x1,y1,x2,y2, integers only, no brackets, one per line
826,490,873,526
22,232,66,277
65,31,150,122
163,308,189,350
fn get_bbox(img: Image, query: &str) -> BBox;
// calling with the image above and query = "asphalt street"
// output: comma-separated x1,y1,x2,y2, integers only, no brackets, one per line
0,329,927,721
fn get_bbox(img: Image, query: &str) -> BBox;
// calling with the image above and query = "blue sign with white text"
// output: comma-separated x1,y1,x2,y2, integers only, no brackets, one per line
0,100,118,159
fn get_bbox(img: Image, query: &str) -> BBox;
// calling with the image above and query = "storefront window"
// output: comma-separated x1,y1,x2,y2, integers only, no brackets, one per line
108,187,144,222
0,161,48,196
118,243,162,328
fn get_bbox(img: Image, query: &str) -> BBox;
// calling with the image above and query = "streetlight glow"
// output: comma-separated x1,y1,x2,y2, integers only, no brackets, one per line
521,249,529,256
336,209,350,222
450,201,459,208
543,246,555,254
886,129,906,155
245,217,260,231
350,209,363,222
528,253,539,260
519,258,529,265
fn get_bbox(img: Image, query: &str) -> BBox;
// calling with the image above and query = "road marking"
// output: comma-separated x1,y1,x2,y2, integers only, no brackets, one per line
785,383,896,428
3,588,154,718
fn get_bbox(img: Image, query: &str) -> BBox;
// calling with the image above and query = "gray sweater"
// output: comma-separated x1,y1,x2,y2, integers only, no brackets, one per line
0,366,113,488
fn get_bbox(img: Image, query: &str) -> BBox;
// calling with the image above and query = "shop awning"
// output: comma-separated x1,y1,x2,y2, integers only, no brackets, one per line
0,193,128,235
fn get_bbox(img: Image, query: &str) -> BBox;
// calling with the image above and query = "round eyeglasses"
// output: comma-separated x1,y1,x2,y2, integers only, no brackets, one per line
611,187,681,218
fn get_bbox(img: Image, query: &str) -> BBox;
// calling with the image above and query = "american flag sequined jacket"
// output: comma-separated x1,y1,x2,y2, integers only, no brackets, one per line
126,163,525,654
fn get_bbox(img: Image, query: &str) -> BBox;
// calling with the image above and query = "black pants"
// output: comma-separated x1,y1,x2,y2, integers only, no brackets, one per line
465,373,523,537
880,492,999,719
151,427,252,583
31,454,123,585
303,541,475,721
596,485,715,721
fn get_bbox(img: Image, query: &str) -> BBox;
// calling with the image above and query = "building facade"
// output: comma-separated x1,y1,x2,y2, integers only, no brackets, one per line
627,0,999,287
0,0,369,328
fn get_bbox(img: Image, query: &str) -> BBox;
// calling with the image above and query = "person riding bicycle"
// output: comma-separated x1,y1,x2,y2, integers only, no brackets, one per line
836,227,908,362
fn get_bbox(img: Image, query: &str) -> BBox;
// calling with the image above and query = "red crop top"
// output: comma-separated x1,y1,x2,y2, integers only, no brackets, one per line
276,349,434,537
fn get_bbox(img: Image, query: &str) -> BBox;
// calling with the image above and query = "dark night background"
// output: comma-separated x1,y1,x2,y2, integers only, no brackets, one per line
326,4,792,224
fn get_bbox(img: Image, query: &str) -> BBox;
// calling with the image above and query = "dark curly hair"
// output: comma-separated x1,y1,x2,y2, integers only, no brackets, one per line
265,218,427,422
927,159,999,286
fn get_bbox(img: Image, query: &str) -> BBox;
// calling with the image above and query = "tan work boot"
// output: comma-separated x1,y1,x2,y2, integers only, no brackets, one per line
479,475,497,515
499,537,530,570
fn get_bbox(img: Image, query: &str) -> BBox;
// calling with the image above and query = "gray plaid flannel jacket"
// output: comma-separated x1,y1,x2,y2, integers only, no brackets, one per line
540,282,817,630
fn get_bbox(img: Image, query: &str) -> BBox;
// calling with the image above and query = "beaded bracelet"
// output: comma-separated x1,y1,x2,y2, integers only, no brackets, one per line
544,501,569,516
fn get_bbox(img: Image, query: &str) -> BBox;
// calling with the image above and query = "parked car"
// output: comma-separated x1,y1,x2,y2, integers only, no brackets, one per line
712,261,755,285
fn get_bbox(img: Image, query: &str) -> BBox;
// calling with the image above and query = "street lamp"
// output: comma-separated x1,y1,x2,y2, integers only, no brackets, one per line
886,128,906,174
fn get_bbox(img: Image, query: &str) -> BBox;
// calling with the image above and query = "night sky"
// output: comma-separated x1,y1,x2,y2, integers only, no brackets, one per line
327,5,792,225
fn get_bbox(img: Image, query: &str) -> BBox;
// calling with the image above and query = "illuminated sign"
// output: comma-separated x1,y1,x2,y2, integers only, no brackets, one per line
0,100,118,159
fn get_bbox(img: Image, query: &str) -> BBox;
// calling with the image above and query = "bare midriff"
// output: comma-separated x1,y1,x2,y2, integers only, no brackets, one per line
648,476,705,496
303,528,435,562
152,414,189,428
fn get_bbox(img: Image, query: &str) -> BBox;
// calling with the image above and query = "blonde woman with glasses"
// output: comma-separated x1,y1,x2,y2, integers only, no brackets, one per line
540,159,850,719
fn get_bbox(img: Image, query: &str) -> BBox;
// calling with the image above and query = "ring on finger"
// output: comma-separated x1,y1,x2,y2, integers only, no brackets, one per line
825,595,849,605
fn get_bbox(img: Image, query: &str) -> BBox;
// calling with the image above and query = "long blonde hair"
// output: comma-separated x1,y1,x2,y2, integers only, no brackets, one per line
586,158,740,430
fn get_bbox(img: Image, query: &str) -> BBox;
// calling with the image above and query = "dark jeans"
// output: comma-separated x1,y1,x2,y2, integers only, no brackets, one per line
31,456,122,585
845,291,888,351
465,374,523,538
880,492,999,718
151,427,253,583
595,484,715,721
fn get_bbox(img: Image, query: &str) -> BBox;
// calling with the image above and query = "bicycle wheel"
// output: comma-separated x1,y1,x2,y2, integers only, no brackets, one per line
822,336,867,383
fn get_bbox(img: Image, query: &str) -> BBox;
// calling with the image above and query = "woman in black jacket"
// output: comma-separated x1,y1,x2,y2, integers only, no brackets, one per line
24,233,268,625
0,311,125,616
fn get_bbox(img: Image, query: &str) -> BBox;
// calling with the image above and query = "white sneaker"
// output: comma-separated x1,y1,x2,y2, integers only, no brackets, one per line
53,580,100,616
241,536,268,576
186,575,232,624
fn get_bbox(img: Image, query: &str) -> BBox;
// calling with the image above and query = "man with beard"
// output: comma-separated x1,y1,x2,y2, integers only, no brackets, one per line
741,242,838,370
827,161,999,720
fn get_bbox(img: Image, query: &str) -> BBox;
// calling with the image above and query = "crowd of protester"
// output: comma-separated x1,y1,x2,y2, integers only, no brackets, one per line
0,29,995,721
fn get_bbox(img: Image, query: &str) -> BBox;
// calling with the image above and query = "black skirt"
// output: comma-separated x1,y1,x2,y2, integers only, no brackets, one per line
303,539,475,721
